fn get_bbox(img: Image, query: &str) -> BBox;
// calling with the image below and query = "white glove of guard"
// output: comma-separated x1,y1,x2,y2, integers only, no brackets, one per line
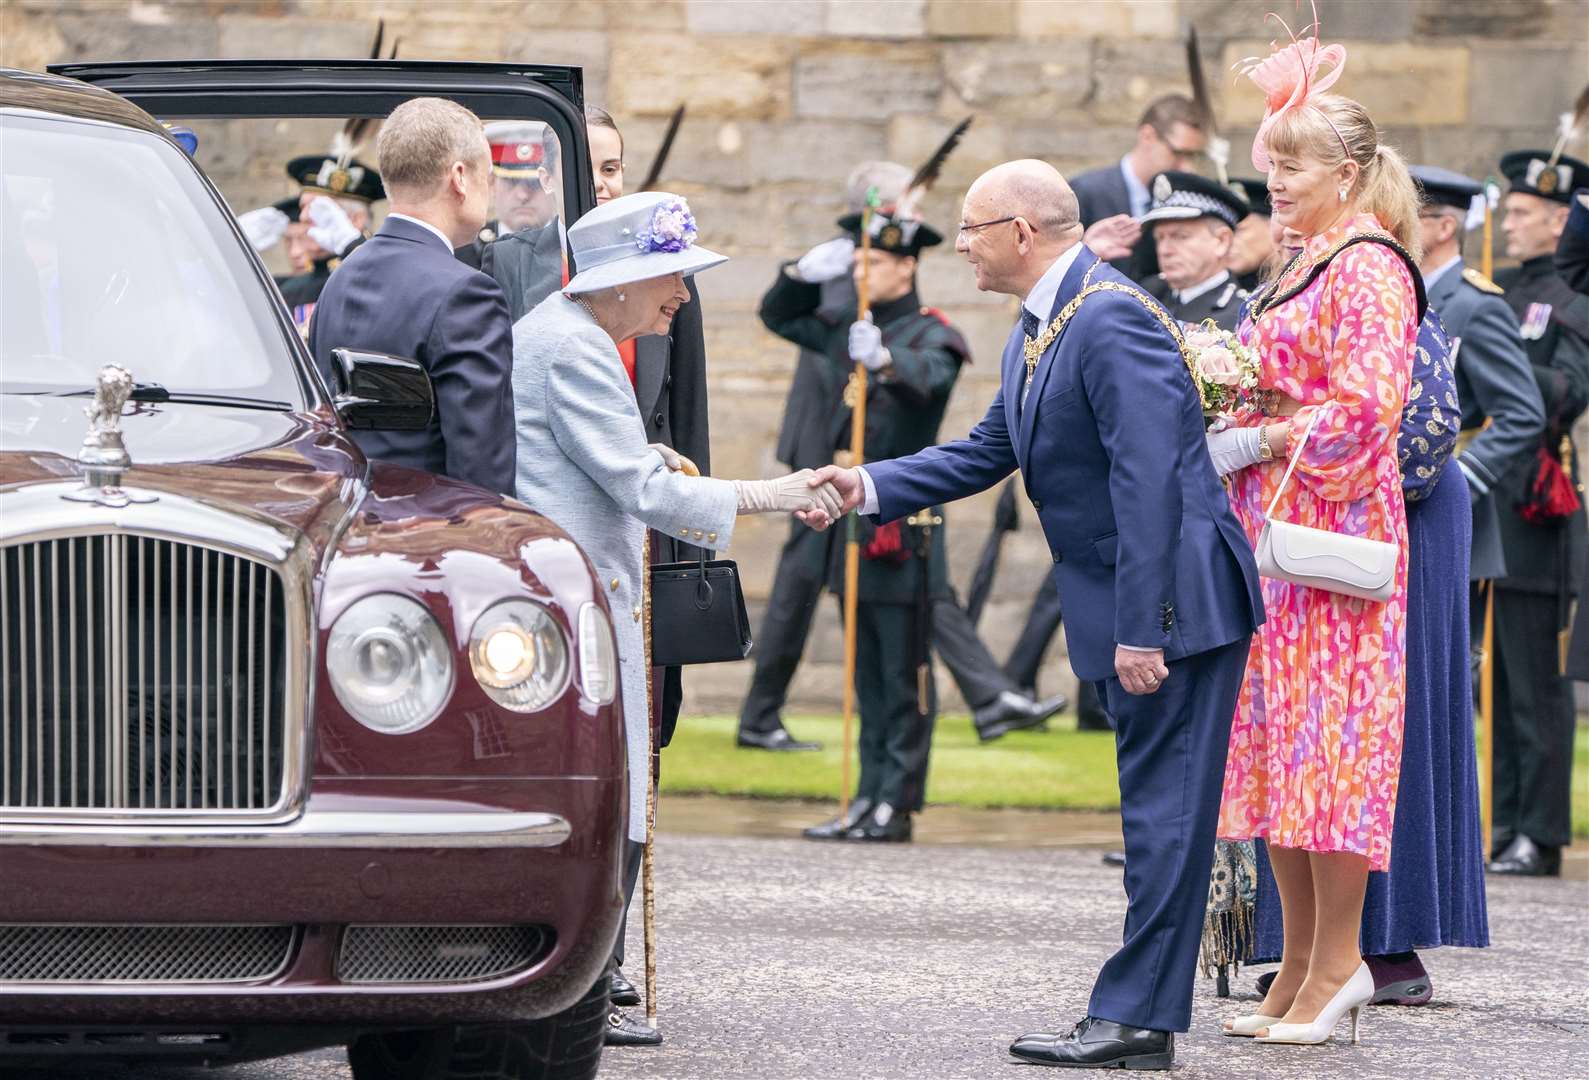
239,206,290,253
734,470,845,518
305,195,362,257
794,236,855,284
848,318,888,372
1204,425,1265,478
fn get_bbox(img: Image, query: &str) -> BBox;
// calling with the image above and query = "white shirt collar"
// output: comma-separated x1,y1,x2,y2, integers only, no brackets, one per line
1423,255,1463,290
1119,154,1151,219
1022,242,1089,323
1176,269,1231,305
387,212,454,252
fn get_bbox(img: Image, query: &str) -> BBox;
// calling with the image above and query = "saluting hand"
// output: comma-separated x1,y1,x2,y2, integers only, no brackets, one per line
1082,214,1142,261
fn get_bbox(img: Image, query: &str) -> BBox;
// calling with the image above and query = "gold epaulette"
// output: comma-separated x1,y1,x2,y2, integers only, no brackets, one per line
1463,266,1504,295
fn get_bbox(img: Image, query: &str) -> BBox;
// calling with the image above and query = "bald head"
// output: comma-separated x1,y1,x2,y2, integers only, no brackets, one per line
957,159,1084,298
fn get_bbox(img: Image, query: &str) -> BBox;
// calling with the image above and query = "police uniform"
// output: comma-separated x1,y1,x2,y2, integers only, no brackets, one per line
761,210,968,842
1139,171,1250,332
1410,165,1545,584
273,153,383,334
1488,150,1589,876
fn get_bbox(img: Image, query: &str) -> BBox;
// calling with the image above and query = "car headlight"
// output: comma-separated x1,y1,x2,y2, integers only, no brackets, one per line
468,599,570,712
577,602,617,705
327,594,453,734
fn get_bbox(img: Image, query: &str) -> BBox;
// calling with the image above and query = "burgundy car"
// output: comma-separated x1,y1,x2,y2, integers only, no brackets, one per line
0,63,624,1079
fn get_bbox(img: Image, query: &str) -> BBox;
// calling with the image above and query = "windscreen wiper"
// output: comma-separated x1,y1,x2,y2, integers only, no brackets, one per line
56,383,292,410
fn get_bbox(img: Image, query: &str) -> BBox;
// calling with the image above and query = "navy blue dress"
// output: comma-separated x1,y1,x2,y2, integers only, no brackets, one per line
1251,313,1490,958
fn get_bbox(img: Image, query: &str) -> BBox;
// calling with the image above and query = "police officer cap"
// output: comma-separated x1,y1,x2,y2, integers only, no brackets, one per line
1500,149,1588,205
1229,177,1271,217
286,154,385,203
836,209,943,257
1140,171,1249,229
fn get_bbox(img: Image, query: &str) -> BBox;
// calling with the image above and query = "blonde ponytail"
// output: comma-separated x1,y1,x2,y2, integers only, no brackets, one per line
1358,143,1422,262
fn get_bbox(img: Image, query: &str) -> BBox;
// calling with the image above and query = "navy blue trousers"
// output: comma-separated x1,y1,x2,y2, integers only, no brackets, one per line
1089,638,1248,1033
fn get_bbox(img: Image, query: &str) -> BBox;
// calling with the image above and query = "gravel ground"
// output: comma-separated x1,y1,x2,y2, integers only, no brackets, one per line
15,829,1587,1080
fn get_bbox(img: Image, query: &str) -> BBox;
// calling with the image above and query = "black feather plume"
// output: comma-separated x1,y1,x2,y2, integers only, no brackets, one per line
640,105,686,193
897,116,972,219
334,22,388,165
368,18,385,61
1186,25,1215,135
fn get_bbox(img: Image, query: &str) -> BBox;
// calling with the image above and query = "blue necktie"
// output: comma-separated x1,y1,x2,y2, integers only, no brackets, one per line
1019,309,1041,409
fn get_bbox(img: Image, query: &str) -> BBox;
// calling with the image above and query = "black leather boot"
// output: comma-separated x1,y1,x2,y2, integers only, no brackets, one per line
803,797,874,840
844,802,912,842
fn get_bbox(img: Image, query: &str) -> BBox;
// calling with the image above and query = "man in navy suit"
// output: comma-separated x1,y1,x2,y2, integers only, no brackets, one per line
309,97,515,495
805,160,1262,1070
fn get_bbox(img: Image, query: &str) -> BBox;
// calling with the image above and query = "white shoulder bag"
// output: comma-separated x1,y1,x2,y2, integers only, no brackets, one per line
1254,410,1398,603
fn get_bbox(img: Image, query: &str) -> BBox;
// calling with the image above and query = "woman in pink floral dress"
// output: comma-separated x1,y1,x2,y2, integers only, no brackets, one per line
1203,36,1424,1047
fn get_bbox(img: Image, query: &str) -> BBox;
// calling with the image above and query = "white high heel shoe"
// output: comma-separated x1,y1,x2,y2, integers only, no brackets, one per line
1256,962,1375,1045
1222,1013,1283,1038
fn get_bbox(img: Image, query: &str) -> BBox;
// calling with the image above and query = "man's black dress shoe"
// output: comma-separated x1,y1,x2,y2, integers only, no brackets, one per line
1100,851,1126,868
975,690,1069,742
737,727,822,752
1009,1017,1173,1070
845,802,912,842
609,968,640,1007
605,1009,662,1046
1487,834,1561,877
803,797,874,840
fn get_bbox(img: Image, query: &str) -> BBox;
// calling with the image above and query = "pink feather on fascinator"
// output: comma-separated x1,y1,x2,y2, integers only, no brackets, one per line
1237,5,1347,171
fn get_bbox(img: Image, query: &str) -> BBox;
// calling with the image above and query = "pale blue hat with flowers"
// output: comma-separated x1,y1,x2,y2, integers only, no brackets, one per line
563,191,727,294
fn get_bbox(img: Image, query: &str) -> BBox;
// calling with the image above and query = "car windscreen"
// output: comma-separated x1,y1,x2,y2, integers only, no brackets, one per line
1,111,303,408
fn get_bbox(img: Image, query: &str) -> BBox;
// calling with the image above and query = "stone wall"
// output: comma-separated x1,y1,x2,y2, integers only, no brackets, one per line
6,0,1587,714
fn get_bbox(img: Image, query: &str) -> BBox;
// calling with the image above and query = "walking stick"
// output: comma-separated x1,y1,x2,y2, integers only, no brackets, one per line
839,190,879,818
641,538,659,1030
1479,180,1498,860
1474,568,1496,865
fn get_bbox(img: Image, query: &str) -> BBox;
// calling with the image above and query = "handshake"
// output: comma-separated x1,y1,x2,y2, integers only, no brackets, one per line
730,467,862,524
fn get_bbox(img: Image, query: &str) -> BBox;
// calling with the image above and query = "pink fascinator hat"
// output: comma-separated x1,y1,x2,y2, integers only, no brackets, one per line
1237,2,1347,171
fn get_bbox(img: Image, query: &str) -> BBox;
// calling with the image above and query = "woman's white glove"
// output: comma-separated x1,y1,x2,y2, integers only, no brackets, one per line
649,442,699,476
734,470,844,518
1204,424,1265,477
848,318,889,371
305,195,362,258
239,206,290,253
794,237,855,283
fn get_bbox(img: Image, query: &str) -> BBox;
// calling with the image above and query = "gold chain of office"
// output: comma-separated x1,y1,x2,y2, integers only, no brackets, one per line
1022,280,1206,409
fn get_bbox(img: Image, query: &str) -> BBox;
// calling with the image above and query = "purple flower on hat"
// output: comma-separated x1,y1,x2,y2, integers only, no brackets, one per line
636,197,697,254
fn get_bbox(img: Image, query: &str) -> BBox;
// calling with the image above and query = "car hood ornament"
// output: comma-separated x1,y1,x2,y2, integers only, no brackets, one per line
61,364,158,507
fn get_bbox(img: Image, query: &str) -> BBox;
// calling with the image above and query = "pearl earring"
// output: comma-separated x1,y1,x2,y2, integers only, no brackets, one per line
1338,187,1347,203
618,291,626,302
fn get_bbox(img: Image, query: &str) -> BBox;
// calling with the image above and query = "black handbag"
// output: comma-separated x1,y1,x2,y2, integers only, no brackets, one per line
649,549,753,666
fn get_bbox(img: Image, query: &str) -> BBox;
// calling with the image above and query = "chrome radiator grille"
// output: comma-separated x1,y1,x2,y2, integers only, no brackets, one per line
337,925,554,984
1,536,288,814
0,924,295,983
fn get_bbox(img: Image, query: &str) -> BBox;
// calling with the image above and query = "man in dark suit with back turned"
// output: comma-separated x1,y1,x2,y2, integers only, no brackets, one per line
806,160,1262,1071
309,96,514,495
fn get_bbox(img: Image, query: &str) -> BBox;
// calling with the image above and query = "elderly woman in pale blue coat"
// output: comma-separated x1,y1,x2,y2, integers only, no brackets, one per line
511,191,840,849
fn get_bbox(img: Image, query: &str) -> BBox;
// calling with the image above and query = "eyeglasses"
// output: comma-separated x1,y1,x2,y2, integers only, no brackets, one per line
957,215,1028,237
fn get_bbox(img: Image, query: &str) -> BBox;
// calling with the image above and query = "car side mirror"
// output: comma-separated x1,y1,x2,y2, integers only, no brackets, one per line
330,348,435,431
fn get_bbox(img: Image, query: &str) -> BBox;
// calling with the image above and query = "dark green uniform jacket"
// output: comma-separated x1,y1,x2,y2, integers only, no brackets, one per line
759,269,968,605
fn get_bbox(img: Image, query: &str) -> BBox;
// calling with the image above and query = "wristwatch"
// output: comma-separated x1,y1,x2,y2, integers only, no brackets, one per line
1258,425,1274,462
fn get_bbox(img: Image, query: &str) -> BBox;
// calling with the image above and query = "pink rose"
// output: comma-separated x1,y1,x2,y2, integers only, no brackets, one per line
1198,344,1243,386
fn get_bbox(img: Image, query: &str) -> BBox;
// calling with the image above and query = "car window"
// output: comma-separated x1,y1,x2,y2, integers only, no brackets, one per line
0,112,303,407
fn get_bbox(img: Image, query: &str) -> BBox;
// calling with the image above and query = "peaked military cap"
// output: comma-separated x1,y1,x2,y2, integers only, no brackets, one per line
1500,149,1587,205
484,120,548,178
837,209,943,257
286,153,385,203
1411,164,1488,231
1140,171,1249,229
1229,177,1272,217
